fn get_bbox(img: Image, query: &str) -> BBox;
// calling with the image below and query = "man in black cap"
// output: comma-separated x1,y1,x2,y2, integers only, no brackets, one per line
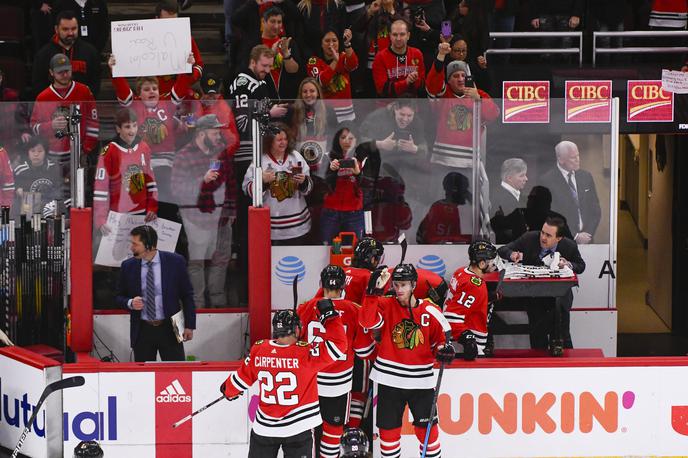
171,114,233,307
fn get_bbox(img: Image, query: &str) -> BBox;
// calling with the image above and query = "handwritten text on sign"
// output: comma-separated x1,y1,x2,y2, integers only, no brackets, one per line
111,18,191,78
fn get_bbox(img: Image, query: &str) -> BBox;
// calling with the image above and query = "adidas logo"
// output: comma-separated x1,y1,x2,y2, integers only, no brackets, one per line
156,379,191,403
271,349,277,354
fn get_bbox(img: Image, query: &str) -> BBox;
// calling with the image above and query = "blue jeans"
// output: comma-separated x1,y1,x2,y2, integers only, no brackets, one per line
319,208,365,244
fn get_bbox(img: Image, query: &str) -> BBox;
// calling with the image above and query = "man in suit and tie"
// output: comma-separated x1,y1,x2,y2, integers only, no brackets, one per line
116,225,196,362
539,141,601,244
490,158,529,243
497,216,585,353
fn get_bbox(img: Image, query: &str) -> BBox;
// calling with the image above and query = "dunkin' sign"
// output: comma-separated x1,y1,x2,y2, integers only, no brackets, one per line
502,81,550,123
627,80,674,122
565,80,612,123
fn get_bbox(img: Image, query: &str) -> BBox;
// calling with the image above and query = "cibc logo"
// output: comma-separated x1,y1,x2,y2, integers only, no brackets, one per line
157,379,191,403
502,81,550,123
565,80,612,123
627,80,673,122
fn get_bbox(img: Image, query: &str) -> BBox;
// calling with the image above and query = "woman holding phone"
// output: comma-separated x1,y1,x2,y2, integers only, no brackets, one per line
242,123,313,245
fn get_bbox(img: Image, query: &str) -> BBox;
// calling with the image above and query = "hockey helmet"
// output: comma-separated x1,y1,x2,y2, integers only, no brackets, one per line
340,427,369,458
73,441,104,458
352,237,384,270
272,310,302,338
392,263,418,283
468,240,497,264
321,264,346,290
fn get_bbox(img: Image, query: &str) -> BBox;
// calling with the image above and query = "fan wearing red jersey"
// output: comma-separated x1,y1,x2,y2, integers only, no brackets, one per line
0,147,13,208
298,265,375,458
444,240,498,360
361,264,455,458
94,108,158,233
222,306,347,458
31,53,99,170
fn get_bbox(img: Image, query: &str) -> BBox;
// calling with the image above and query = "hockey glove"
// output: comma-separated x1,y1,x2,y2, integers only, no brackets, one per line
220,382,241,401
317,298,338,324
366,266,390,296
459,331,478,361
435,342,456,364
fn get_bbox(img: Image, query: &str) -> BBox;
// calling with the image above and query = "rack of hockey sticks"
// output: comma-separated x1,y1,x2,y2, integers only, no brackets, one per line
0,207,67,348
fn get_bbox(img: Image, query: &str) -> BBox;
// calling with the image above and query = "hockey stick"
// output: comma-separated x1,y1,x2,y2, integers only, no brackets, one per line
398,233,407,264
12,376,85,458
420,362,445,458
172,395,225,428
292,275,298,313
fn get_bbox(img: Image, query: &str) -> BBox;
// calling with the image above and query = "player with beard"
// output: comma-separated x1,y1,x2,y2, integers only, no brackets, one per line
171,114,233,307
360,263,455,458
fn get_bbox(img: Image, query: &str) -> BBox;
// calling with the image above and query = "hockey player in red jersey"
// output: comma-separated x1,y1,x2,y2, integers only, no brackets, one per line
31,53,99,169
444,240,498,360
222,305,347,458
93,108,158,233
360,264,455,458
298,265,375,458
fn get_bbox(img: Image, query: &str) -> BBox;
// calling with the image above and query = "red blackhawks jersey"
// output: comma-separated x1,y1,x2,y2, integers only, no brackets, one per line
307,53,358,122
426,63,499,168
443,266,488,350
372,47,425,98
0,147,14,207
417,200,472,244
31,82,99,162
93,139,158,228
112,74,191,167
314,266,371,305
360,296,450,389
297,296,375,397
382,267,445,302
224,316,347,437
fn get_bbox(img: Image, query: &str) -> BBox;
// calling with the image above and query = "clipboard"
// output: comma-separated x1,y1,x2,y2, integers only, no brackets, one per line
171,309,185,343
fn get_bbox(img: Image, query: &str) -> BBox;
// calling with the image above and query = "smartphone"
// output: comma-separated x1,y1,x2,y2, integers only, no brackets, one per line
209,160,222,171
441,20,452,38
291,164,303,174
395,129,412,141
465,74,474,87
340,158,355,168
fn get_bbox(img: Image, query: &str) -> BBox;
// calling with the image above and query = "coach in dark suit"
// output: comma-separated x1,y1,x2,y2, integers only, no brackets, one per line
539,141,601,244
497,215,585,352
116,225,196,362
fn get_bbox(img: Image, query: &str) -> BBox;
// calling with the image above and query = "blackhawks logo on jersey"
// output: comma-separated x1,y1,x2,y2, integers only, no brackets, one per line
124,164,145,194
269,171,298,201
447,105,471,132
392,318,425,350
141,117,168,145
326,74,348,94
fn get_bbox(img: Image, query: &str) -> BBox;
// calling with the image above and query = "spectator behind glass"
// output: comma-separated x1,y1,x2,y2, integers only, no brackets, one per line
490,158,529,244
372,19,426,98
30,53,99,176
154,0,205,96
287,78,335,240
359,0,398,76
93,108,158,235
172,114,232,307
53,0,109,52
416,171,472,244
31,1,55,54
296,0,345,58
13,136,64,217
359,99,428,159
447,35,491,92
307,28,359,123
31,10,101,98
320,126,370,243
242,124,313,245
0,145,14,209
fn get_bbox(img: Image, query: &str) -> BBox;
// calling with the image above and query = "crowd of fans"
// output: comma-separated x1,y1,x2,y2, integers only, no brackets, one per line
0,0,678,307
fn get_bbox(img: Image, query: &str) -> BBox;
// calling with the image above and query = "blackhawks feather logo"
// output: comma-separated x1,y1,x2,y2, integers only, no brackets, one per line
141,117,168,145
269,171,298,201
447,105,471,132
392,318,425,350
